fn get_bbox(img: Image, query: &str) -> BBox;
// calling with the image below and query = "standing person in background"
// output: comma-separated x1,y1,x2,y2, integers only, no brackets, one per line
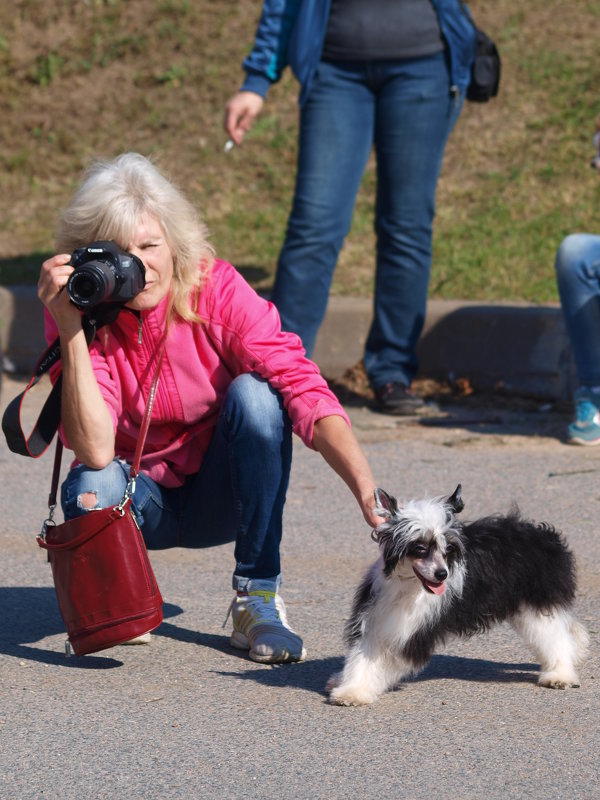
224,0,477,414
555,233,600,445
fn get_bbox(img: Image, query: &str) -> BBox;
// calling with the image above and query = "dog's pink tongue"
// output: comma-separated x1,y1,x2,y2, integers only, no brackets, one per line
426,580,446,595
413,566,447,595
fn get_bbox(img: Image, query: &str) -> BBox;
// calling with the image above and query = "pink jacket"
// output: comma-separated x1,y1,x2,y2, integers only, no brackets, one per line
45,259,350,487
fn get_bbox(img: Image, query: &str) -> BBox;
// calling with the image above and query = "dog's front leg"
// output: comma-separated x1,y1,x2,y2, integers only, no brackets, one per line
327,645,408,706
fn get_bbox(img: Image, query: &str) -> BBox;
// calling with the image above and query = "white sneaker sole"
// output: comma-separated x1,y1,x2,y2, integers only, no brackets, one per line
568,435,600,446
229,630,306,663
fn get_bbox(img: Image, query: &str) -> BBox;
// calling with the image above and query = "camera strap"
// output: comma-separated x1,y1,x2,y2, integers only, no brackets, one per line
1,320,97,458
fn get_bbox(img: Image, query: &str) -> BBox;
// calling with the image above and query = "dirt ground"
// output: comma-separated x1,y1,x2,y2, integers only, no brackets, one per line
324,359,574,447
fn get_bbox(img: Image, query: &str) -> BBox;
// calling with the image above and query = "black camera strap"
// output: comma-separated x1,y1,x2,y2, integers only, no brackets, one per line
2,319,98,458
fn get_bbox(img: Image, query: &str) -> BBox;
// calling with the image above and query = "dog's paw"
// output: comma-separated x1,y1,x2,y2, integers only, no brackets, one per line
538,671,580,690
328,685,377,706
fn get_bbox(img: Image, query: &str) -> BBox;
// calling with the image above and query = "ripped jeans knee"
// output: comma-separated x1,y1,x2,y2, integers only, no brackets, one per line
78,491,100,511
61,459,130,521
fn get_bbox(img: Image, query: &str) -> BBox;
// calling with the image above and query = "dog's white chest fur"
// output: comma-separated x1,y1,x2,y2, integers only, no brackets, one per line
367,561,447,649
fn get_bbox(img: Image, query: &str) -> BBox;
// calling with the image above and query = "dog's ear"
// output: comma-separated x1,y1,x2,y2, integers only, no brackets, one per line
373,488,399,519
372,489,403,576
446,484,464,514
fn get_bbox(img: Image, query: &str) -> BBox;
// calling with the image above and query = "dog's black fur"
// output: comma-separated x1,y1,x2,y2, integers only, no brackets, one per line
404,512,575,668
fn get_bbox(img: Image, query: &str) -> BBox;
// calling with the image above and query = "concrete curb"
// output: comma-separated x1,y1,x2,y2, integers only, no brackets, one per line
0,285,46,375
313,296,577,401
0,286,577,400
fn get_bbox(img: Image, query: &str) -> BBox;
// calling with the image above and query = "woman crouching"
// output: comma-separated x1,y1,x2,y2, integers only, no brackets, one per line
38,152,383,664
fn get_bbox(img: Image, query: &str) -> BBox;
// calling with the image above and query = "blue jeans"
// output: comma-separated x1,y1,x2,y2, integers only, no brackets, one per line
555,233,600,387
271,53,464,388
61,374,293,590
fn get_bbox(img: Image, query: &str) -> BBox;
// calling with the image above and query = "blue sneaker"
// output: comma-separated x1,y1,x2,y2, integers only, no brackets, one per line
568,387,600,445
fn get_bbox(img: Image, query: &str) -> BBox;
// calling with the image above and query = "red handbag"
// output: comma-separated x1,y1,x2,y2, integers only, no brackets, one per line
36,342,165,657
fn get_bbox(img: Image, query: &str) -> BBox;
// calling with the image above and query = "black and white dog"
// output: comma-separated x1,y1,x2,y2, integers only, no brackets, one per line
327,485,588,706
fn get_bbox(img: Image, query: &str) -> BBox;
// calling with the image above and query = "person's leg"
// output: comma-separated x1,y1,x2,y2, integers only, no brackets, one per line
182,373,302,662
555,233,600,444
181,373,292,579
61,458,183,547
363,52,463,405
555,233,600,386
61,459,130,519
271,60,375,356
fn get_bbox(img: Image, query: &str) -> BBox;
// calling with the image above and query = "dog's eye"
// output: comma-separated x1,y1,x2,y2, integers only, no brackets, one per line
410,545,429,558
446,543,462,561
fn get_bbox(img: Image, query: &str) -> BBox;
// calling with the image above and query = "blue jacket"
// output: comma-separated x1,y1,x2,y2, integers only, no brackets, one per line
241,0,478,106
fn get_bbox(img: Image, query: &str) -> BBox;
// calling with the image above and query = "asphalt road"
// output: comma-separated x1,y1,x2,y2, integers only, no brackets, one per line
0,376,598,800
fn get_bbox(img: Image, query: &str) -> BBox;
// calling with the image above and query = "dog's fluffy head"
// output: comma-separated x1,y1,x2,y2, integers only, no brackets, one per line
371,485,466,594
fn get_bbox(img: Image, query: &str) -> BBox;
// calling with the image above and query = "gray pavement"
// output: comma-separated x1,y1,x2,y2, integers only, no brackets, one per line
0,372,598,800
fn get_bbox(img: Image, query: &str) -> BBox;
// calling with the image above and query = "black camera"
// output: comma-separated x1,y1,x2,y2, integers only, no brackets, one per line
67,240,145,313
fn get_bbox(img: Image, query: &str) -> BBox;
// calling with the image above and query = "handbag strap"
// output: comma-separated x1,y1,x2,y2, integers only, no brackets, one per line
46,334,167,516
130,335,166,479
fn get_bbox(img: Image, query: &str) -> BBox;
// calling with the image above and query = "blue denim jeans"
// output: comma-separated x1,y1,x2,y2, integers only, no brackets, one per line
61,374,293,589
555,233,600,387
271,52,464,388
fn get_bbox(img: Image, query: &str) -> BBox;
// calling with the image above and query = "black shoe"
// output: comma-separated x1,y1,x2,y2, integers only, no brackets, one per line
372,382,425,416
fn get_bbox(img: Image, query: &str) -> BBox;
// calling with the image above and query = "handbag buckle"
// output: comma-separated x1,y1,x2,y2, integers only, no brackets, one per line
116,476,137,515
39,504,57,541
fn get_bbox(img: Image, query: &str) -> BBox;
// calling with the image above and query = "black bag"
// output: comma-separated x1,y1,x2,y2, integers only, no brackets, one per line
466,27,501,103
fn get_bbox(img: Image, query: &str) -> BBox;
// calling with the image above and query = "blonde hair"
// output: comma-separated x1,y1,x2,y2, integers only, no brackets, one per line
56,152,214,321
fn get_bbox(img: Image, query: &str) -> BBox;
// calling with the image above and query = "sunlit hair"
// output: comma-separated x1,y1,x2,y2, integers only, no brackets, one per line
55,152,214,321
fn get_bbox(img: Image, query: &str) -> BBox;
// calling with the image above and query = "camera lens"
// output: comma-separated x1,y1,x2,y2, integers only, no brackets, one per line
74,275,98,300
67,260,115,309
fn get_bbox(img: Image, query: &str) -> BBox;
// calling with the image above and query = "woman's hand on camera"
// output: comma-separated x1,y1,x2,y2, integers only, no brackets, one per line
38,254,82,335
39,253,116,467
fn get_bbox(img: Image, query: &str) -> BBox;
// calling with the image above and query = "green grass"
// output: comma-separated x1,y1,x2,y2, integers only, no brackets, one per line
429,40,600,302
0,0,598,303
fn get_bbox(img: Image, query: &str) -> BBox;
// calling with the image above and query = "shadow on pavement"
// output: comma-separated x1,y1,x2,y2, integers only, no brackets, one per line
409,654,538,683
215,653,539,697
153,623,236,656
216,655,345,696
0,586,184,668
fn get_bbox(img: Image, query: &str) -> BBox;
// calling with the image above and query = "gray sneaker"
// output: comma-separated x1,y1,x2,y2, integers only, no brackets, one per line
225,582,306,664
372,382,426,415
